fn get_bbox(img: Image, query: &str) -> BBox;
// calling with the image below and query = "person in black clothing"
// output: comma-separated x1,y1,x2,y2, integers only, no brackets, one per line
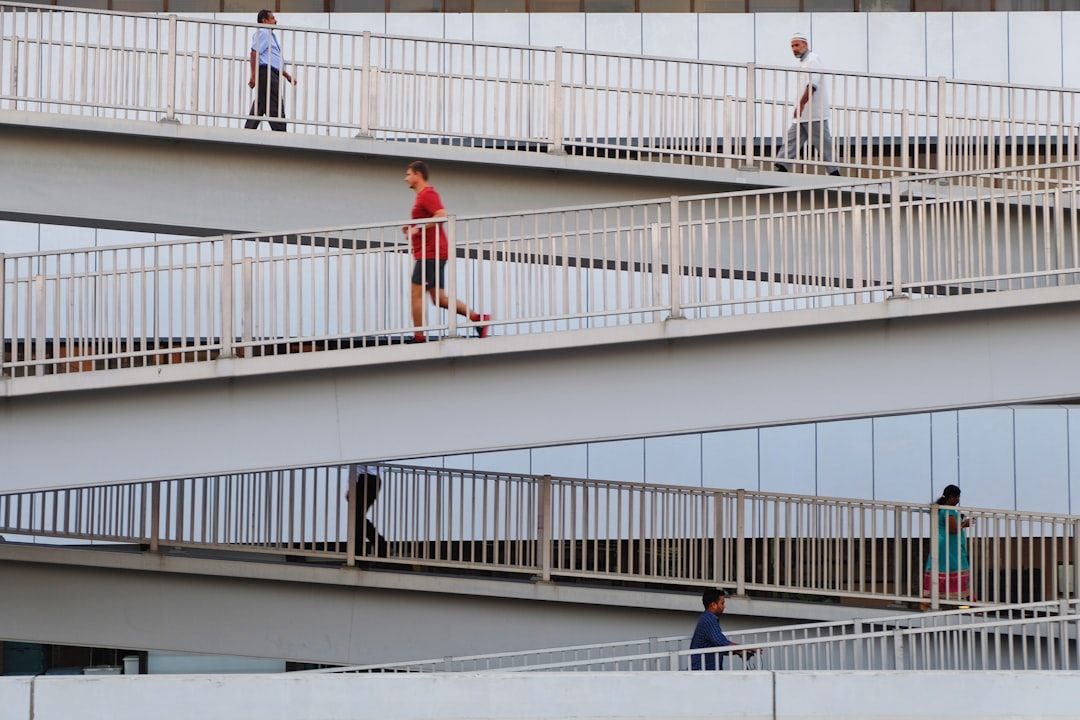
349,465,388,558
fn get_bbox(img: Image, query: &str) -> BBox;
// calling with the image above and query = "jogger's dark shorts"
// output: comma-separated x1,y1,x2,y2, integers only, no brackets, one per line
411,258,446,289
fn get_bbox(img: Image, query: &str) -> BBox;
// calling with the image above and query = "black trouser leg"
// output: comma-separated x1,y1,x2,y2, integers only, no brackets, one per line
246,66,285,131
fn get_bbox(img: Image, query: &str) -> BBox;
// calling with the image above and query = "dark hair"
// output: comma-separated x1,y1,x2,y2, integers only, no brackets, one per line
934,484,961,505
701,588,725,608
256,9,273,22
407,160,430,181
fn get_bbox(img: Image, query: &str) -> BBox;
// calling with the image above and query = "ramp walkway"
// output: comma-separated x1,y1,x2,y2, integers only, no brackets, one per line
3,463,1078,612
2,2,1079,180
317,599,1080,673
4,163,1080,488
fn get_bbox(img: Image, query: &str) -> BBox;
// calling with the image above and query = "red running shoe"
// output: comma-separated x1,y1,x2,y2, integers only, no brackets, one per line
475,315,491,338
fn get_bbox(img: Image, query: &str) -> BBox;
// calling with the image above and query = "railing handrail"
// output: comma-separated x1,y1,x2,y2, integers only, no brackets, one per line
2,1,1078,99
307,600,1080,674
2,160,1077,264
3,462,1080,615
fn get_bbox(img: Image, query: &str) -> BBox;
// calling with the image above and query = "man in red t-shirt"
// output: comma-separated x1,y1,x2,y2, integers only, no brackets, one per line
403,160,490,343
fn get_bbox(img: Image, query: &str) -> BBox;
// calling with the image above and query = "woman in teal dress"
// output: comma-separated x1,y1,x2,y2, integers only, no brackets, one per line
921,484,974,611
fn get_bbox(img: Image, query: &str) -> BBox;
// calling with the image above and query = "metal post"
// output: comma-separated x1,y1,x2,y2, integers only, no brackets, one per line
1054,188,1065,287
445,216,458,338
162,15,178,123
0,253,5,378
219,236,234,359
893,506,902,603
357,32,372,138
537,474,553,582
346,464,357,567
929,503,940,610
722,95,734,166
668,650,680,671
548,47,565,155
668,196,683,320
852,620,864,670
1073,520,1080,600
744,64,756,168
241,258,253,349
900,110,910,170
892,628,906,669
33,275,45,377
736,489,746,597
712,492,723,584
889,176,905,298
149,481,161,553
936,77,946,173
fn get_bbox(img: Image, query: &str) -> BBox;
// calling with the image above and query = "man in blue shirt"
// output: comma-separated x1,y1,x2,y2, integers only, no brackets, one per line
245,10,296,132
689,588,753,670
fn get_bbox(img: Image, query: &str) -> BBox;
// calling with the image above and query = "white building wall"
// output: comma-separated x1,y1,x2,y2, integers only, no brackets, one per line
3,671,1079,720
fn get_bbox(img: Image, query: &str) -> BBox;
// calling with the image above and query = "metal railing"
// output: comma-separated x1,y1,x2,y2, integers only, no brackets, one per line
3,2,1080,177
2,463,1078,610
311,599,1080,673
4,163,1080,379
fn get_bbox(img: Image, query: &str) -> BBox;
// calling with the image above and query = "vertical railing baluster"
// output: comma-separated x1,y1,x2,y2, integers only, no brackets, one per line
220,236,233,358
744,63,755,168
163,14,177,122
889,176,904,297
445,216,457,339
0,253,5,378
358,31,371,138
736,488,746,597
537,474,552,582
936,77,946,173
548,47,564,156
668,196,683,320
149,481,161,553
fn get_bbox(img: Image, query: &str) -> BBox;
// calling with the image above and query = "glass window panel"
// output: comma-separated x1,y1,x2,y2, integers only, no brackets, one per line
696,0,744,9
531,0,581,9
759,425,815,496
1069,408,1080,516
804,0,853,8
280,0,325,10
640,0,690,10
444,0,471,9
1013,408,1068,514
388,0,440,10
958,408,1015,510
583,0,634,10
473,449,531,474
873,414,931,504
167,0,221,10
474,0,526,9
588,439,644,483
817,419,873,500
939,0,992,6
702,429,758,491
645,435,701,487
334,0,386,9
930,411,960,490
531,445,589,478
0,221,41,254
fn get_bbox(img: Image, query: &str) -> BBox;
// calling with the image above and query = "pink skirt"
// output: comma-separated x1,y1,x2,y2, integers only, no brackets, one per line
922,569,972,601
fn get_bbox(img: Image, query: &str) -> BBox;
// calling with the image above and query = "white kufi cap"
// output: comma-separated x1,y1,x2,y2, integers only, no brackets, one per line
791,32,808,42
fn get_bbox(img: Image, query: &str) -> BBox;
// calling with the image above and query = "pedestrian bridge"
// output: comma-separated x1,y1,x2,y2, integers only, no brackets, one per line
3,3,1078,180
4,162,1080,489
1,463,1078,663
